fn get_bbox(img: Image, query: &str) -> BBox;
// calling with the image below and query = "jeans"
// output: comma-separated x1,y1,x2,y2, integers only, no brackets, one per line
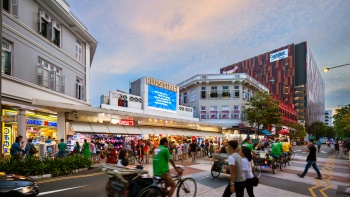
222,181,246,197
302,160,322,177
246,178,255,197
58,150,66,158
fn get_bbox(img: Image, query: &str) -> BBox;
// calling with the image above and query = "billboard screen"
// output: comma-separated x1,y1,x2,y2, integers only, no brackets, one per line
148,85,177,111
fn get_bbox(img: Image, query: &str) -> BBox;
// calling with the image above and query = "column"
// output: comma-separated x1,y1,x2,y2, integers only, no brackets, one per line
17,109,27,146
57,112,65,141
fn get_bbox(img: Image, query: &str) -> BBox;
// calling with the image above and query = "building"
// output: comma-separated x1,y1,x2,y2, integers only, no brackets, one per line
1,0,97,156
324,110,333,126
220,42,325,126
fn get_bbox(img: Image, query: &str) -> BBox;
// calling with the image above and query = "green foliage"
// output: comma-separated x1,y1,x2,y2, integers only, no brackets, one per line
308,121,336,139
287,123,307,139
334,105,350,138
0,154,92,176
243,91,282,132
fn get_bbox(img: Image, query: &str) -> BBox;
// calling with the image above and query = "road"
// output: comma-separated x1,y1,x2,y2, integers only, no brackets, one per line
37,145,349,197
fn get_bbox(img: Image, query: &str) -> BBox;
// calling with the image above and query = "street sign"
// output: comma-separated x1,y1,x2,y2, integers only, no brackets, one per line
1,115,17,122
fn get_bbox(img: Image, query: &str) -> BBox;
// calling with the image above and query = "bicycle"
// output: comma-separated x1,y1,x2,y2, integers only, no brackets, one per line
282,152,292,167
136,167,197,197
271,155,284,174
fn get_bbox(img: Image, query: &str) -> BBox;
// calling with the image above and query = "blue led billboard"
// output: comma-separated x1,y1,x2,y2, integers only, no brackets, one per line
148,85,177,111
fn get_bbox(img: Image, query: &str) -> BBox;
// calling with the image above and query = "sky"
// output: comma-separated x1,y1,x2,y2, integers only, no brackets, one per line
66,0,350,111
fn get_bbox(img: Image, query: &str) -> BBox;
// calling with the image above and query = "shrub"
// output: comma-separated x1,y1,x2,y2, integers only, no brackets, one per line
0,154,92,176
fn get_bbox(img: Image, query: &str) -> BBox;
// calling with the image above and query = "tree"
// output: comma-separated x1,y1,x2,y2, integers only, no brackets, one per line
334,104,350,138
243,91,282,135
309,121,326,139
287,123,307,139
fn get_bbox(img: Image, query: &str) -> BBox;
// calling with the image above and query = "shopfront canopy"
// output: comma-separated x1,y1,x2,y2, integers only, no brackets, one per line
139,127,154,135
70,122,93,133
279,129,290,135
163,128,180,135
261,129,272,136
124,126,142,134
152,127,167,135
90,123,110,133
106,124,128,134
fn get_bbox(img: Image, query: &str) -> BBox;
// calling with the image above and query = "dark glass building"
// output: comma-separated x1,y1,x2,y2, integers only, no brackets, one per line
220,42,325,126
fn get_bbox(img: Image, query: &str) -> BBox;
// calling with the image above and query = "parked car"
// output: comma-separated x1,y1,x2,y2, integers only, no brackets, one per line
0,173,39,197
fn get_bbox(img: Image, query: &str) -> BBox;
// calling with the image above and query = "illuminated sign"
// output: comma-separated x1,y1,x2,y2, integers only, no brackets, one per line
148,85,177,111
2,127,12,155
146,77,178,92
26,119,57,127
1,115,18,122
222,66,239,74
270,49,288,62
118,119,134,125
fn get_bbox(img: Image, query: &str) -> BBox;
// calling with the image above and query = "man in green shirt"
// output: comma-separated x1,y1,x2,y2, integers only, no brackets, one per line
242,138,254,152
271,139,283,162
153,138,182,197
57,139,67,158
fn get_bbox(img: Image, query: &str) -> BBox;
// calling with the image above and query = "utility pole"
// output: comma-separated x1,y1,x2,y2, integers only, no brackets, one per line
0,2,3,161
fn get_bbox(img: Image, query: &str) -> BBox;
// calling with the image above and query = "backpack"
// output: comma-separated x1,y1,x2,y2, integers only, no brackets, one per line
29,144,36,155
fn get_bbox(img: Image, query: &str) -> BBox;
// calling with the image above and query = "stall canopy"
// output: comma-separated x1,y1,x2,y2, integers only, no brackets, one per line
106,124,128,134
139,127,154,135
261,129,272,136
124,126,142,134
70,122,93,133
152,127,167,135
279,129,290,135
164,128,180,135
90,123,110,133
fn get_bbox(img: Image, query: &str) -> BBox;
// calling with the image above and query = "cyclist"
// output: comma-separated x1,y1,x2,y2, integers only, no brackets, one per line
153,138,183,197
242,138,254,152
271,139,283,163
282,138,292,161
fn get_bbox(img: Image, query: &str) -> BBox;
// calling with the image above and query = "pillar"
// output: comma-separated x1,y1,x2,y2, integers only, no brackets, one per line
57,112,65,141
17,109,27,145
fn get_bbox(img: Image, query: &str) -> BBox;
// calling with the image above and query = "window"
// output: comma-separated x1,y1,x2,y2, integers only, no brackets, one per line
3,0,10,12
222,85,230,99
38,10,61,47
76,78,85,100
210,86,218,99
38,58,64,93
2,40,12,75
3,0,18,17
201,86,206,99
190,89,196,102
233,105,240,119
243,89,250,101
221,106,230,119
234,85,240,98
200,106,206,119
210,106,218,119
76,40,82,61
183,92,188,103
193,107,197,118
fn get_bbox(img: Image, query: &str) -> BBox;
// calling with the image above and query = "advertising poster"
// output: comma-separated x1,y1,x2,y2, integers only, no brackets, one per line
148,85,177,111
2,126,12,155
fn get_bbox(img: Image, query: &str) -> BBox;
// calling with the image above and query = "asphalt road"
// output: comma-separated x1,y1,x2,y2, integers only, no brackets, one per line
36,145,349,197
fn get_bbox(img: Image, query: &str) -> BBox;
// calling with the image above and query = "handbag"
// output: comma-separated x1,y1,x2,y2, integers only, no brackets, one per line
252,176,259,187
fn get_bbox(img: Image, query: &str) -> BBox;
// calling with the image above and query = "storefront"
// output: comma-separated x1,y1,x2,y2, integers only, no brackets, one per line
2,109,57,155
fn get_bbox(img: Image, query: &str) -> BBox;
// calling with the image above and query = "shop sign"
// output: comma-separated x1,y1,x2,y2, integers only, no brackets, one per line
222,66,239,74
118,119,134,125
270,49,288,62
146,77,178,92
2,127,12,155
1,115,18,122
26,119,57,127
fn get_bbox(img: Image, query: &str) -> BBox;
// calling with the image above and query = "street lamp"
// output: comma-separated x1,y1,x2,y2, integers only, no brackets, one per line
323,63,350,72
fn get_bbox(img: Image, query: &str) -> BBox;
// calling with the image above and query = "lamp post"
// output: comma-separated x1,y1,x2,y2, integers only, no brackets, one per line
323,63,350,72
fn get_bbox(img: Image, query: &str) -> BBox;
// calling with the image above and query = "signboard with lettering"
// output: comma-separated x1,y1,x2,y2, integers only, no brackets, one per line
26,119,57,127
270,49,288,62
2,127,12,155
146,77,178,92
1,115,17,122
148,85,177,112
118,119,134,125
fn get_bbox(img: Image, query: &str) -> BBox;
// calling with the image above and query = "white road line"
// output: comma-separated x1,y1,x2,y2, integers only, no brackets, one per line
38,185,87,196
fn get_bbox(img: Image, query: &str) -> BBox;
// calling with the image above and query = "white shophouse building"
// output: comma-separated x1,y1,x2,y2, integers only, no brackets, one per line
177,73,269,140
1,0,97,156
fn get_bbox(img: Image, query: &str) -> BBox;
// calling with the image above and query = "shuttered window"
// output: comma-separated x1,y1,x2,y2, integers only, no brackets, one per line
1,40,12,75
38,58,65,93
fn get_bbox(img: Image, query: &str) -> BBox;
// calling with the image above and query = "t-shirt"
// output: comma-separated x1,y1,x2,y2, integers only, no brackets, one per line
153,145,171,176
242,158,254,179
282,142,291,153
271,142,282,155
242,142,254,152
190,143,197,152
228,153,246,182
183,143,188,152
58,142,67,152
307,145,317,161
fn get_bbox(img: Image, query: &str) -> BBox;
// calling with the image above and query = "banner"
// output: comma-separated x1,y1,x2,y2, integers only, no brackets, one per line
2,127,12,155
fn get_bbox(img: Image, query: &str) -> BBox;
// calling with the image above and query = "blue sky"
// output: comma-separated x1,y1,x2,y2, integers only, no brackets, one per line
66,0,350,111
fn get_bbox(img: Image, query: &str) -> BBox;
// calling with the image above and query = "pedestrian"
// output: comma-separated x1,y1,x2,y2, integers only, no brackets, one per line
81,139,91,159
10,137,22,160
95,140,101,163
222,140,246,197
144,141,150,164
190,140,197,162
25,138,36,157
334,140,340,156
182,140,190,165
73,141,81,154
297,141,322,179
177,142,183,162
90,140,96,162
57,139,67,158
209,141,215,164
239,147,255,197
136,139,144,164
316,140,321,153
106,142,117,164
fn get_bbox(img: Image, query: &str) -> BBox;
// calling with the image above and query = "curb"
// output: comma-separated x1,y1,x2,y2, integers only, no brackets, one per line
29,168,89,180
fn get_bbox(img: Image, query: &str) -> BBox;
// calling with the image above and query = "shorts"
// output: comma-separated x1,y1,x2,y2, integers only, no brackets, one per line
161,172,176,188
96,151,101,154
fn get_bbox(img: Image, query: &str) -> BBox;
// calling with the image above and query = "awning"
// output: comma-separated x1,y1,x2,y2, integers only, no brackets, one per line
164,128,179,135
182,130,194,136
279,129,290,135
107,124,128,134
139,127,154,135
90,123,110,133
209,132,226,137
191,131,203,136
124,126,142,134
70,122,93,132
152,127,167,135
261,129,272,136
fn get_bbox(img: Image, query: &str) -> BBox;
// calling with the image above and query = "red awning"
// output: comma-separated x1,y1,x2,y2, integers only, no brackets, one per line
279,129,290,135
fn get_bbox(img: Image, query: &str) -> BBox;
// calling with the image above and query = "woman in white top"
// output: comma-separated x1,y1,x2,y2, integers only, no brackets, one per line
239,146,255,197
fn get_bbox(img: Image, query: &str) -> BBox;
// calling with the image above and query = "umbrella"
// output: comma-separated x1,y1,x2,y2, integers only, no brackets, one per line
279,129,290,135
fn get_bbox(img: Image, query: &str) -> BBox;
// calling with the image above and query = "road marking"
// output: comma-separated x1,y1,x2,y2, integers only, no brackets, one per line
38,172,104,184
38,185,87,196
308,179,322,197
